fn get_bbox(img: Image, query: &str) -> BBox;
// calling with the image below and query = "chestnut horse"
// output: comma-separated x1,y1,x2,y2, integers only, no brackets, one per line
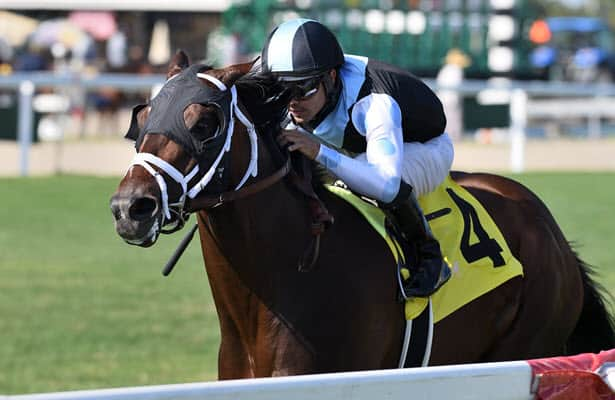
110,52,614,379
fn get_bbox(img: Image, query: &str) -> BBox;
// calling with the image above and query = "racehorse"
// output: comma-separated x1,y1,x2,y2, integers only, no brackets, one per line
110,51,615,379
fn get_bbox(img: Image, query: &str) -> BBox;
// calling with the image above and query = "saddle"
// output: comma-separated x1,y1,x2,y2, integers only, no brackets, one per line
286,157,524,318
325,177,523,322
288,168,525,367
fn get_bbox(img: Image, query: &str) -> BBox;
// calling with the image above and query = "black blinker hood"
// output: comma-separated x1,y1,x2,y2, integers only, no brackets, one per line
125,64,233,163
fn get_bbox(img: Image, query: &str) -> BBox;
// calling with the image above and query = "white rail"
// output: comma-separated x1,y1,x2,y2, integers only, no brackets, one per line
4,361,534,400
3,73,615,175
0,72,165,176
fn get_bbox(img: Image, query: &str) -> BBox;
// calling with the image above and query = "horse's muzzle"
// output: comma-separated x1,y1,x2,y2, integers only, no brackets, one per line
110,193,161,247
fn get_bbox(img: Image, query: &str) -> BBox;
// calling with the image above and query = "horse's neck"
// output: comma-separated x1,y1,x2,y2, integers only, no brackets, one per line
207,121,310,266
198,122,315,376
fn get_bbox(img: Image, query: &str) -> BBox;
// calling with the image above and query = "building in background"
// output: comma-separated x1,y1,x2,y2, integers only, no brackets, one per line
221,0,541,80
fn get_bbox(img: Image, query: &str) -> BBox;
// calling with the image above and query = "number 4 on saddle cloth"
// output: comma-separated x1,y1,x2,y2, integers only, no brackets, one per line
326,175,524,323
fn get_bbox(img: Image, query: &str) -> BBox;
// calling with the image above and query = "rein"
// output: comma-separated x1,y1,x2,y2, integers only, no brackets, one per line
185,157,291,211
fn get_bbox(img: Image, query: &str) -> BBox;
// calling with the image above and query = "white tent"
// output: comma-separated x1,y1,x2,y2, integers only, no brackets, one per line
0,11,39,47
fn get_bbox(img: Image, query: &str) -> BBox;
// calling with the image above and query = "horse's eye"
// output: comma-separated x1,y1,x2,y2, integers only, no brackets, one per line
190,115,220,142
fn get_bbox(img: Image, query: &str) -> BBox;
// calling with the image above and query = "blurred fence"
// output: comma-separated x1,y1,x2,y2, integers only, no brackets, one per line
2,72,615,176
0,72,164,175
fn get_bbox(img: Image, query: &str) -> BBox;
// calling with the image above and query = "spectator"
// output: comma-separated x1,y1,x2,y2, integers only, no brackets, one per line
436,48,471,141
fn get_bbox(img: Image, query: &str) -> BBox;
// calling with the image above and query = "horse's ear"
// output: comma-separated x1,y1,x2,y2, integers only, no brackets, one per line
167,49,191,80
219,58,259,86
234,58,259,75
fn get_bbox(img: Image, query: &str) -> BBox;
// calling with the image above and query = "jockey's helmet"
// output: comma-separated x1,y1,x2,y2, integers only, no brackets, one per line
261,18,344,80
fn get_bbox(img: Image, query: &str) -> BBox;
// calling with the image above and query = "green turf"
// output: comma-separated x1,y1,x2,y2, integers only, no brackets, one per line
0,176,219,394
1,173,613,394
507,172,615,295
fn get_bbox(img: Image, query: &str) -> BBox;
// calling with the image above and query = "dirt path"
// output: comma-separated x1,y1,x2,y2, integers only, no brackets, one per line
1,137,615,177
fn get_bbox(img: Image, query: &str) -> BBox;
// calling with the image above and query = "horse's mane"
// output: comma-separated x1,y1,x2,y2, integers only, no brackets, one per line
195,64,288,134
235,72,290,135
223,69,330,189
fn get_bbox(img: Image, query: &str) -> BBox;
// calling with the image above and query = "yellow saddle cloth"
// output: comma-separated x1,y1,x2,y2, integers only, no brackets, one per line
325,176,523,322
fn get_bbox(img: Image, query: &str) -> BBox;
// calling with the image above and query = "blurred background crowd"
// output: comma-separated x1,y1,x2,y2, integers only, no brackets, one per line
1,0,614,146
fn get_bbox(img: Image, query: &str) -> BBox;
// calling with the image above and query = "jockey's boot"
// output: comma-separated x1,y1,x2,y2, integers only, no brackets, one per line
384,182,451,298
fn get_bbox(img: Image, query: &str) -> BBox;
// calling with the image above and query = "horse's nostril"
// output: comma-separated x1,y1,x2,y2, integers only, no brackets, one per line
128,197,158,222
111,205,122,221
110,195,127,221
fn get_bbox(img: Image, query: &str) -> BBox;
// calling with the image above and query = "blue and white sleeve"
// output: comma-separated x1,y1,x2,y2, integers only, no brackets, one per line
315,93,404,203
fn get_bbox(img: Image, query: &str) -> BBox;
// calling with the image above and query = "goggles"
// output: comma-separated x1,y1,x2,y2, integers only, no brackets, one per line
282,75,323,100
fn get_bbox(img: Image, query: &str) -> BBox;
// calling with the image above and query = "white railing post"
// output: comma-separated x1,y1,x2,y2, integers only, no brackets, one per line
509,89,527,173
17,80,35,177
587,95,602,139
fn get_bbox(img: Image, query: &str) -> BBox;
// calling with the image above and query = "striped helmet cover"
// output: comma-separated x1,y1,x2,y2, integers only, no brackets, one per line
262,18,344,80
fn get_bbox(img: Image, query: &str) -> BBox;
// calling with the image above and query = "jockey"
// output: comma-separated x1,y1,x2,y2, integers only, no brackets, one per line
261,18,453,297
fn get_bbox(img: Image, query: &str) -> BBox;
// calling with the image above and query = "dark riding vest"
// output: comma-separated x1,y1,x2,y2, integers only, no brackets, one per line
311,55,446,154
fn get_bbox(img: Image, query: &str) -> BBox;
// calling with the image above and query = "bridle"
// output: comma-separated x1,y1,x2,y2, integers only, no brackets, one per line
125,71,291,234
123,67,329,277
